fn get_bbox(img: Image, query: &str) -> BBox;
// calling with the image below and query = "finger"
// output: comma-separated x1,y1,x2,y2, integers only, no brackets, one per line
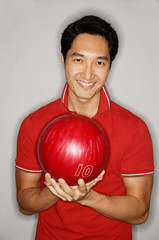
58,179,79,201
46,185,67,201
92,170,105,183
77,179,87,193
86,170,105,188
44,174,52,187
97,170,105,180
58,179,73,194
44,178,66,201
70,185,79,190
45,173,51,182
86,179,95,186
44,178,67,201
51,178,73,201
86,180,95,188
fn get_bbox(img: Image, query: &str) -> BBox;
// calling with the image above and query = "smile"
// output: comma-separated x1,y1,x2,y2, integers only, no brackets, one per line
77,80,95,87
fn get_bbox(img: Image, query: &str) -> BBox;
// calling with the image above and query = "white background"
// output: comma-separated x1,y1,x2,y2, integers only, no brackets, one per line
0,0,159,239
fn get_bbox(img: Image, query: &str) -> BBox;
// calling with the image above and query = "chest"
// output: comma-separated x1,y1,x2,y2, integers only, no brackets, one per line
93,113,126,195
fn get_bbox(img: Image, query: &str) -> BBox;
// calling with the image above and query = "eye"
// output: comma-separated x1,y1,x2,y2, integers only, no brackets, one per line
74,58,83,63
96,61,105,66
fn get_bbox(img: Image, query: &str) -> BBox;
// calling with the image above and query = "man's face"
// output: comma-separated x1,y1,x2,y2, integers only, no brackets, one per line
62,33,111,102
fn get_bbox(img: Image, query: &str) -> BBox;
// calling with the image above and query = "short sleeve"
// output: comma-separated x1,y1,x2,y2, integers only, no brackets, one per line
121,119,154,177
15,116,43,173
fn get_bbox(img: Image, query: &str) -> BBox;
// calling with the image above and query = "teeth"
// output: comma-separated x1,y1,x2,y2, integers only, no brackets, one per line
77,80,94,86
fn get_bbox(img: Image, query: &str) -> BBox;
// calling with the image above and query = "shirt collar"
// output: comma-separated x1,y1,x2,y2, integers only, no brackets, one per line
61,84,110,115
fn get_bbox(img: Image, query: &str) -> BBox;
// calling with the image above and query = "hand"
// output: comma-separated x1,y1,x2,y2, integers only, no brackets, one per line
44,170,105,202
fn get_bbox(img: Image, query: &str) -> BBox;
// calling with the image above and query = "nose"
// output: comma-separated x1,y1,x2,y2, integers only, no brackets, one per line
81,62,94,80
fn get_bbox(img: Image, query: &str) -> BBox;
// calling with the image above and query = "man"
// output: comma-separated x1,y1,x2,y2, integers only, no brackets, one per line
15,15,154,239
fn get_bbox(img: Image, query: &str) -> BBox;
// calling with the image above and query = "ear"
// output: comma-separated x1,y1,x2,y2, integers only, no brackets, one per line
61,53,65,67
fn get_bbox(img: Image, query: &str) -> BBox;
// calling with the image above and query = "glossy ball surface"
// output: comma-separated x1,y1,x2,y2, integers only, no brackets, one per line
38,114,108,185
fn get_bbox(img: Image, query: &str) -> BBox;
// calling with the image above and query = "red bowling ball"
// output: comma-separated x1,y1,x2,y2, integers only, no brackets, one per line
38,114,108,185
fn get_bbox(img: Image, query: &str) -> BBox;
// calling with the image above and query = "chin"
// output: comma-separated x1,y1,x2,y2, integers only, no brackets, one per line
76,94,95,101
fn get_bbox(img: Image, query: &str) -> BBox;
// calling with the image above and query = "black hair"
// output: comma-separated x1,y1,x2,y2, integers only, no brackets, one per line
61,15,119,64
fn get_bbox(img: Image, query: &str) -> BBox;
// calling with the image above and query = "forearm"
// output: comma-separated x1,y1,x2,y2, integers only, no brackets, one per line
17,186,59,215
78,190,149,224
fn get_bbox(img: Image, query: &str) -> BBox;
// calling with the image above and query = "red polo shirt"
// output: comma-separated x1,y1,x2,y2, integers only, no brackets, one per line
15,84,154,240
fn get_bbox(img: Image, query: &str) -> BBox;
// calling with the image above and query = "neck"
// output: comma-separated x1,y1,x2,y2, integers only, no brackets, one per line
68,89,100,118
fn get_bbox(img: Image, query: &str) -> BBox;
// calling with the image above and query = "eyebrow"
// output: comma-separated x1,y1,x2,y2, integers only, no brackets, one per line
72,52,109,61
72,52,84,57
97,56,109,61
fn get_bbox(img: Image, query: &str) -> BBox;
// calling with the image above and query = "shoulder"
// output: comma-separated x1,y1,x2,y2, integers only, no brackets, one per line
20,98,62,136
111,101,139,119
28,98,61,121
111,102,149,138
110,101,145,125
